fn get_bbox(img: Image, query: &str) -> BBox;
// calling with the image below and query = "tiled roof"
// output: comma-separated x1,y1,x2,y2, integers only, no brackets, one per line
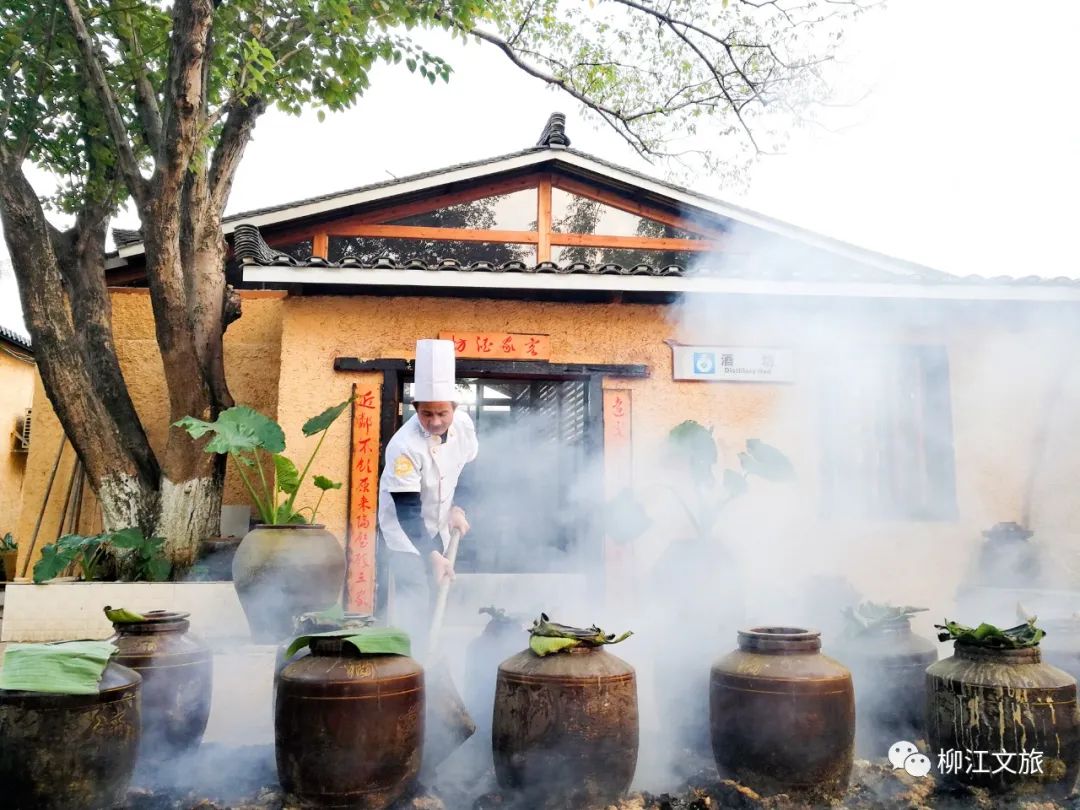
233,223,1080,291
112,113,1080,292
233,224,683,276
112,228,143,248
537,112,571,147
231,223,976,285
0,325,32,353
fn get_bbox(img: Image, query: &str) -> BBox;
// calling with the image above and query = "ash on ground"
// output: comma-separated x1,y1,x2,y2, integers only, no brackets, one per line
123,747,1080,809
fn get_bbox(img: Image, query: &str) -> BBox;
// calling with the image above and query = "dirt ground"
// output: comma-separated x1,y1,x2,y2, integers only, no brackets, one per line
122,747,1080,810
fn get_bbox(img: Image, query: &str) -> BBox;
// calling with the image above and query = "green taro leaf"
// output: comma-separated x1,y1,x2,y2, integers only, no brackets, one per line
106,528,149,549
33,543,74,583
144,556,172,582
745,439,796,481
722,469,749,498
175,406,286,455
313,475,342,491
302,397,353,437
275,504,309,525
274,455,301,495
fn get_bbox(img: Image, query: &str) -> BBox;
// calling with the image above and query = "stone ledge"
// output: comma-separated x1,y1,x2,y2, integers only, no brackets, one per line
1,582,249,642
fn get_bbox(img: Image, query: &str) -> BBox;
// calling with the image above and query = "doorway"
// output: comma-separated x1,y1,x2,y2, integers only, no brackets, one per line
399,377,599,574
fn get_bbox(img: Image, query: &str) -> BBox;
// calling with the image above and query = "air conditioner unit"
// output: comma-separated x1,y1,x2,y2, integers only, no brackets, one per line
13,408,30,453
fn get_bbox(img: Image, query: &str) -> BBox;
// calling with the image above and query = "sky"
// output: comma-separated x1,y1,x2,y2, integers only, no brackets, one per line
2,0,1078,337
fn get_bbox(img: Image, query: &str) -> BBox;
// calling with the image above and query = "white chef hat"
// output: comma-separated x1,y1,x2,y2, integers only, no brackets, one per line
412,339,459,402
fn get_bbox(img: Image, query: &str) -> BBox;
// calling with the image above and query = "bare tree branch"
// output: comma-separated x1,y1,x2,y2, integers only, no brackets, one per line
208,96,264,213
464,25,657,158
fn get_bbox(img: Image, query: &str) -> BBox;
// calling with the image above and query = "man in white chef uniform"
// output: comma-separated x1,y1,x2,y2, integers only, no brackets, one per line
378,339,478,654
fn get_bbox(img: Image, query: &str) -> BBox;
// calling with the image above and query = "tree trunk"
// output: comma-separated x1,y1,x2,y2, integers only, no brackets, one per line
0,159,160,537
138,197,221,566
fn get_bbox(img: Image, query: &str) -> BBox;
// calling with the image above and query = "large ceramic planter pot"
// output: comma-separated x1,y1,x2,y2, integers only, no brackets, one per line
199,536,243,581
0,660,142,809
1,549,18,582
232,524,345,643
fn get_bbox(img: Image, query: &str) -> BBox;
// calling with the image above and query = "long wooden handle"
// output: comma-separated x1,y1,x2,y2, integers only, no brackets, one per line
428,528,461,656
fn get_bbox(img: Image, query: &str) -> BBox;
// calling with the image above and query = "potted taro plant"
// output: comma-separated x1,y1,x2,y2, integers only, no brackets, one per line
31,528,172,584
175,398,350,642
1,532,18,582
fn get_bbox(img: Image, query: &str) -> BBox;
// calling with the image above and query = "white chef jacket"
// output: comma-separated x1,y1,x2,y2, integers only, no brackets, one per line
378,410,479,555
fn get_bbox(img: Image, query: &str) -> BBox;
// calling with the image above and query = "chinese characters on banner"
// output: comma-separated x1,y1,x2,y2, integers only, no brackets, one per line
438,331,551,360
603,389,633,611
347,377,382,613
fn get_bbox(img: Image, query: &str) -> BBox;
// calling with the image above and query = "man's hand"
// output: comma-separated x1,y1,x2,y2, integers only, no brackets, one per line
449,505,470,537
428,551,455,585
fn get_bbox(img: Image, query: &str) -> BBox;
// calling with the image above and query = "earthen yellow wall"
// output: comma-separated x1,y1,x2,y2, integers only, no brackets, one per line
0,342,35,537
16,290,284,571
273,293,1080,629
17,286,1080,629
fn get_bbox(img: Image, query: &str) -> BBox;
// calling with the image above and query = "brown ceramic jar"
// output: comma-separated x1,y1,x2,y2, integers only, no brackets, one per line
0,660,141,809
926,641,1080,796
834,616,938,756
109,609,213,760
275,636,424,808
710,627,855,800
492,646,639,807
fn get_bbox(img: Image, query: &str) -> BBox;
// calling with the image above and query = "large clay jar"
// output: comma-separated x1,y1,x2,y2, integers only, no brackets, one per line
926,641,1080,797
465,610,525,739
493,646,639,807
109,610,213,760
275,636,424,808
0,660,141,809
1040,618,1080,685
710,627,855,801
233,524,345,642
834,616,937,756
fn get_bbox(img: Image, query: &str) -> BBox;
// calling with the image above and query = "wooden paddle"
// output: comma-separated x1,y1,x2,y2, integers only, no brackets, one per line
422,527,475,776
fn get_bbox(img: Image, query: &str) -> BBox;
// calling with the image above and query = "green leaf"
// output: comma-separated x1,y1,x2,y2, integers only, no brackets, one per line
104,606,146,623
302,397,353,437
144,556,172,582
722,469,748,498
274,455,301,495
106,527,148,549
530,635,581,657
274,503,308,525
744,439,796,481
313,475,342,491
935,618,1045,648
175,406,286,455
33,543,73,583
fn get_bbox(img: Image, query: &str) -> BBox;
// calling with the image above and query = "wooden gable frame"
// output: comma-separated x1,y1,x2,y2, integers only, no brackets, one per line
262,169,729,263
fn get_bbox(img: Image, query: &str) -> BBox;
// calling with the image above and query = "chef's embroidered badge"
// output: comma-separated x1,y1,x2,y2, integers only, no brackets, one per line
394,455,415,477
